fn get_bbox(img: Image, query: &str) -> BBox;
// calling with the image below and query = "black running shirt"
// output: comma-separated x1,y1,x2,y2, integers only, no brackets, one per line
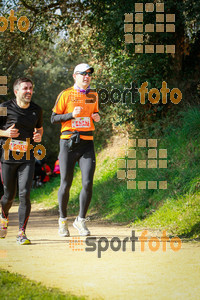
0,98,43,163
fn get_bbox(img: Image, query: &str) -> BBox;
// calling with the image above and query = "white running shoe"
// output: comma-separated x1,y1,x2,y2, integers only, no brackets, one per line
0,217,8,238
73,217,90,236
16,230,31,245
58,218,70,237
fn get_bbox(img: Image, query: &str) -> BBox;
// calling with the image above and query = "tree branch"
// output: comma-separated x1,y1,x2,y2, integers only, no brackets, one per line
20,0,39,13
20,0,66,13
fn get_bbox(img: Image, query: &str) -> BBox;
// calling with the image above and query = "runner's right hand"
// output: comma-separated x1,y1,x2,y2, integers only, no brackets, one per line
5,124,19,138
72,106,82,118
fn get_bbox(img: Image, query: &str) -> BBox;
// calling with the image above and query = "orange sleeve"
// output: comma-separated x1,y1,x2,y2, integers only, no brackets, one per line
52,90,68,114
94,93,99,113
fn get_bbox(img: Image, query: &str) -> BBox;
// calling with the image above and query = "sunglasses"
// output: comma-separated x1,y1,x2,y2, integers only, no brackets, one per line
77,71,93,77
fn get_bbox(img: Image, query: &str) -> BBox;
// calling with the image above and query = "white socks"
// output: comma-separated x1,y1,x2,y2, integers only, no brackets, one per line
60,217,85,222
60,217,67,222
78,216,85,221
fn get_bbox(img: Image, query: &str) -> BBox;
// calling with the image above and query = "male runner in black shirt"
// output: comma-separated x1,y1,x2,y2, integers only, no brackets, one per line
0,78,43,244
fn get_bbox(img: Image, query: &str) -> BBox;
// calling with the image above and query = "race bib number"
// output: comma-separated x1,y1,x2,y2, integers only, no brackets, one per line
72,117,90,129
9,139,28,152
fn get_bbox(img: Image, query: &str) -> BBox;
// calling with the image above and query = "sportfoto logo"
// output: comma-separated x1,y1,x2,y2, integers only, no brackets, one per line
0,76,7,95
69,230,181,258
139,81,182,104
117,138,168,190
0,10,30,32
124,2,175,53
90,81,182,105
3,138,46,160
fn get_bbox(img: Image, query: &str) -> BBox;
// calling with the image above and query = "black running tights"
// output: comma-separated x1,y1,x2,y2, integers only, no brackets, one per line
1,162,35,230
58,139,96,218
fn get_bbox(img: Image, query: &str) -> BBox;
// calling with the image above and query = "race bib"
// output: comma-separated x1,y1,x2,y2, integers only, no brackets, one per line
9,139,28,152
72,117,90,129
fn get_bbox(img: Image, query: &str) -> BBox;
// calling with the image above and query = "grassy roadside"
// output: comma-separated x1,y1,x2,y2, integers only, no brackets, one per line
134,192,200,237
30,107,200,238
0,269,85,300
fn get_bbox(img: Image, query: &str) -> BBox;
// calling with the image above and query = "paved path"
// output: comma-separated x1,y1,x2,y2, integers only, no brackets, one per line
0,205,199,299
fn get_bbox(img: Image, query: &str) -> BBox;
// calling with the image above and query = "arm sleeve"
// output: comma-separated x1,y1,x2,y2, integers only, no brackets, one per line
51,90,74,124
51,112,74,124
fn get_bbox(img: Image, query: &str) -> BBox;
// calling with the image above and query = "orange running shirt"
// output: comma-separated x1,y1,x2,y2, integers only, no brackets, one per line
52,86,99,140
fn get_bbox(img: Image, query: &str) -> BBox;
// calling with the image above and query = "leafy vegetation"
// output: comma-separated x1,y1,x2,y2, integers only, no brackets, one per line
1,1,200,166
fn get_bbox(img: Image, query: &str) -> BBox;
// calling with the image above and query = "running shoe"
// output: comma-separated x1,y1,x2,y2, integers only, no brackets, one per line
16,230,31,245
0,217,8,238
73,217,90,236
58,218,70,237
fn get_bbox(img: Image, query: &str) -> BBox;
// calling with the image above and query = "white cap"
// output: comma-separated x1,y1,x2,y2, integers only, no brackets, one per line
73,63,94,74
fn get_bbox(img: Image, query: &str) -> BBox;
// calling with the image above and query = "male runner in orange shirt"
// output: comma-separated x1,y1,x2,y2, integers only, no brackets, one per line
51,63,100,236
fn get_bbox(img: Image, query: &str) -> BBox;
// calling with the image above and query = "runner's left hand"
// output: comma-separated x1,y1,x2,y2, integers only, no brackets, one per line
91,113,100,122
33,129,42,142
